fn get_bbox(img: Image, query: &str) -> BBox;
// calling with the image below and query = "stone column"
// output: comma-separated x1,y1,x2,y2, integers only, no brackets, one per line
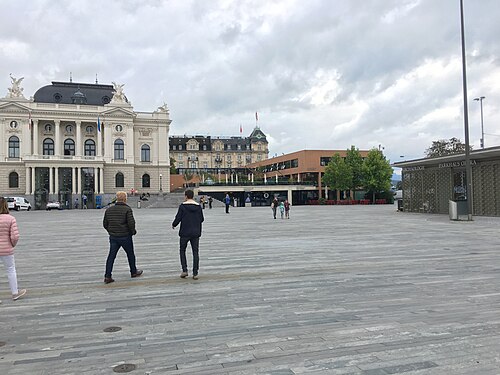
31,167,36,194
72,167,76,194
100,167,104,193
94,167,98,193
49,167,54,194
76,121,82,157
55,167,59,195
54,120,61,156
77,167,82,194
33,120,39,155
25,168,31,195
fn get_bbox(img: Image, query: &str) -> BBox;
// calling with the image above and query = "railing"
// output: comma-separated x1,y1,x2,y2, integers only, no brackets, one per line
23,155,104,162
199,181,316,186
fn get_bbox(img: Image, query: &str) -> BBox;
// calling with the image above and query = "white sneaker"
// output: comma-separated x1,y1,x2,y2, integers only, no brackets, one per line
12,289,27,301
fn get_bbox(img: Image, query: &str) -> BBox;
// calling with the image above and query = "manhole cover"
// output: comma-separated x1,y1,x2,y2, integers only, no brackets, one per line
0,342,6,347
103,326,122,333
113,364,137,373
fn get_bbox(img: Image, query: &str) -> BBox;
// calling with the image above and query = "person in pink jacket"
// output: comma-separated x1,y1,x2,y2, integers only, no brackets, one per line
0,197,26,302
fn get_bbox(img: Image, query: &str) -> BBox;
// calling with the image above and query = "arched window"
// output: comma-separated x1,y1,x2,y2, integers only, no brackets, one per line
64,139,75,156
114,139,124,160
8,136,20,158
141,144,150,162
115,172,124,188
142,174,150,188
85,139,96,156
9,172,19,188
43,138,55,155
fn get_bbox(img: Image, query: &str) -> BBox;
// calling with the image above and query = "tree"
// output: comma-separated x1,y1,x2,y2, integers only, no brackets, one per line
362,149,393,203
425,137,472,158
170,157,177,174
345,145,364,198
323,153,352,199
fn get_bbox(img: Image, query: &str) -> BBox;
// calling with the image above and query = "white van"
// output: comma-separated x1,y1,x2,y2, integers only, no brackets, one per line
6,197,32,211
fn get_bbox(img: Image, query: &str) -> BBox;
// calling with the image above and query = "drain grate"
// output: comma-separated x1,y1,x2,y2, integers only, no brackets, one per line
113,363,137,373
103,326,122,333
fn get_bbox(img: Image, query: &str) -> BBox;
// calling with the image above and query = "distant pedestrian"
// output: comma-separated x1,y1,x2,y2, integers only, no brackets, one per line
271,197,278,219
284,199,291,219
82,194,88,209
224,193,231,214
102,191,143,284
208,196,213,209
279,201,285,219
172,189,204,280
74,197,79,209
0,197,27,302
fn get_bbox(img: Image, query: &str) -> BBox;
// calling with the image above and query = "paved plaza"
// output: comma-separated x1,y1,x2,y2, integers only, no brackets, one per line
1,204,500,374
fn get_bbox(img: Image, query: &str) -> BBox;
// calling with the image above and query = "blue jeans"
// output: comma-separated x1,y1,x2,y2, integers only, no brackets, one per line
105,236,137,277
179,236,200,275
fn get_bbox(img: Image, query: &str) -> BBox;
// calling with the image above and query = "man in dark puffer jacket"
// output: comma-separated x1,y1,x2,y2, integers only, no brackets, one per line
172,189,204,280
102,191,143,284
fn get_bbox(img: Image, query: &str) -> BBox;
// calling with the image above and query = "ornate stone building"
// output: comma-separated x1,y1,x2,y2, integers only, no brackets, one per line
0,76,171,209
169,127,269,174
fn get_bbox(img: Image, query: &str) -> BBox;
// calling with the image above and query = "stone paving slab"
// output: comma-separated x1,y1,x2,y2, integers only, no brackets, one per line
1,205,500,374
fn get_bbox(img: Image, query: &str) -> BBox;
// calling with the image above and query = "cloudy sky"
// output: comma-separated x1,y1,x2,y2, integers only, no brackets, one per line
1,0,500,168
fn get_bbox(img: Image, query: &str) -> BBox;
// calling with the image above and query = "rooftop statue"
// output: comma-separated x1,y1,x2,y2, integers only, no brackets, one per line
110,82,127,103
6,74,25,99
157,102,169,113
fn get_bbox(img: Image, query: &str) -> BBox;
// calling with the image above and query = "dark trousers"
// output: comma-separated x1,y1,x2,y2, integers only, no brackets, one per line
225,204,230,213
179,236,200,275
105,236,137,277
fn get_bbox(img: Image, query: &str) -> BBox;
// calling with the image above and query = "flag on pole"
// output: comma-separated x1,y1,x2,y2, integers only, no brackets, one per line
240,124,242,134
97,116,101,132
28,111,33,130
255,112,258,122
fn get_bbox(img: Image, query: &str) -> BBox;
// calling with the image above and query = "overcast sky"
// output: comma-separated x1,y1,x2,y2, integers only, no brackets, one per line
2,0,500,168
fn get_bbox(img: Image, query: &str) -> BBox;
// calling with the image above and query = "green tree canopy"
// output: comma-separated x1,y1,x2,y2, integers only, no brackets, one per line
323,153,352,193
362,149,393,201
425,137,472,158
345,145,364,193
170,157,177,174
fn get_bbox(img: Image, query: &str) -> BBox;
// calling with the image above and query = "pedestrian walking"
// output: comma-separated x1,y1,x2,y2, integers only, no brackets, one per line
0,197,27,302
224,193,231,214
74,197,79,209
279,200,285,219
172,189,204,280
82,194,88,209
102,191,143,284
208,196,213,209
271,197,278,219
284,199,291,219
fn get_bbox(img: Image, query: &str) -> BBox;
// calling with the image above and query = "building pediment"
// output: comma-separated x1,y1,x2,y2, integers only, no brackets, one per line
100,107,135,118
0,101,31,113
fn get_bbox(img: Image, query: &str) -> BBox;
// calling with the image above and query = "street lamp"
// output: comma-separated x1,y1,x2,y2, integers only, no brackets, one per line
474,96,485,148
159,173,163,192
459,0,473,221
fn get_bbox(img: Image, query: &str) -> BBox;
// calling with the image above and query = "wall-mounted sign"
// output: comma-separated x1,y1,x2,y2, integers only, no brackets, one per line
438,160,476,168
402,166,425,172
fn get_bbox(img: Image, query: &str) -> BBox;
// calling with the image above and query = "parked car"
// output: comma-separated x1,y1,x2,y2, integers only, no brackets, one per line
46,201,61,211
6,197,32,211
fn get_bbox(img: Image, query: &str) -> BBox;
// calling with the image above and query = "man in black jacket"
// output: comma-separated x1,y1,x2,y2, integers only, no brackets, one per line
172,189,204,280
103,191,143,284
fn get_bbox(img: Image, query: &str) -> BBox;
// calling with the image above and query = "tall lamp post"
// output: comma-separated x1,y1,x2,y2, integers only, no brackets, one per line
474,96,485,148
159,173,163,192
460,0,473,221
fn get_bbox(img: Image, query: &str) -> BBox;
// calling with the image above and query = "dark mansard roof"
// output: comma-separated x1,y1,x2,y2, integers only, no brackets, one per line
33,81,120,106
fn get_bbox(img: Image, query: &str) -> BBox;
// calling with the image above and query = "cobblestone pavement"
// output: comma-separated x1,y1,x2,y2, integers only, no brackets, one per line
1,204,500,374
